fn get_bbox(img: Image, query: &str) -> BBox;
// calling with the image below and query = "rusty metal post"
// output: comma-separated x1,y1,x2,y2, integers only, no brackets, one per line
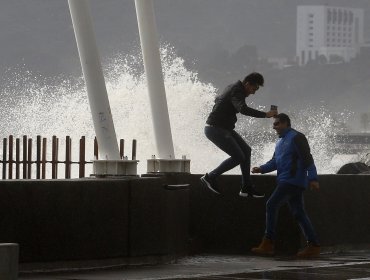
27,138,32,179
120,139,125,159
8,135,13,179
22,136,27,179
52,136,59,179
65,136,71,179
79,136,85,178
42,138,47,179
94,137,98,160
2,138,7,179
52,136,56,179
132,139,137,160
36,135,41,179
15,138,20,179
56,138,59,178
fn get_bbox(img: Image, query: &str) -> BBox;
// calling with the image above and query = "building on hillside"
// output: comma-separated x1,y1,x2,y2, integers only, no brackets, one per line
296,5,364,65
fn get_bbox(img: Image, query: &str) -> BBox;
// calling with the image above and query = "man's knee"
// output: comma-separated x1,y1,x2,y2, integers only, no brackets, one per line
291,208,306,220
235,146,250,163
266,199,278,212
232,153,246,164
242,146,251,157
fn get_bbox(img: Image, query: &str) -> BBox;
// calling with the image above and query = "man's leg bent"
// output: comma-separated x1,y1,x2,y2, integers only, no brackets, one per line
230,130,252,187
204,126,246,178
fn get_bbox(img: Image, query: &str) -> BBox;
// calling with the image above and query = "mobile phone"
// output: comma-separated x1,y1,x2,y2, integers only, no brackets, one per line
270,105,278,111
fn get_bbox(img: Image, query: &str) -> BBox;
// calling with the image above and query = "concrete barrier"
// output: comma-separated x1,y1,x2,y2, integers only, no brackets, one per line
304,175,370,248
0,177,189,263
129,177,167,256
0,243,18,280
186,174,370,254
0,179,131,262
184,174,301,254
0,174,369,264
129,177,189,257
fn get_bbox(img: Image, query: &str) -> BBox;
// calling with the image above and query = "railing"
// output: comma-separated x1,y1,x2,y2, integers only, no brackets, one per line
0,135,137,179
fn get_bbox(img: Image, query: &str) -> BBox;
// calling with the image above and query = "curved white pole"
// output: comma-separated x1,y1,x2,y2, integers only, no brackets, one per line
68,0,120,160
135,0,175,159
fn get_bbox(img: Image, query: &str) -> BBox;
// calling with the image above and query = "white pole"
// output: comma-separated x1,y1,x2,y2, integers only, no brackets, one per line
68,0,120,160
135,0,175,159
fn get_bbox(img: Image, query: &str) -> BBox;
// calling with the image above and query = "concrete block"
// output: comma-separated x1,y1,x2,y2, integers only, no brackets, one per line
93,159,139,176
0,243,18,280
0,179,130,262
129,177,167,256
147,158,191,173
163,184,189,255
187,174,300,254
305,174,370,247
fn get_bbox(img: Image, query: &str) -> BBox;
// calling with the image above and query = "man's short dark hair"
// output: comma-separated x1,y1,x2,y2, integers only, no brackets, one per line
275,113,291,127
243,72,264,86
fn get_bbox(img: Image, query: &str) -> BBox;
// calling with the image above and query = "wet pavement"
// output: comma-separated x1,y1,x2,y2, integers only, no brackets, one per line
18,250,370,280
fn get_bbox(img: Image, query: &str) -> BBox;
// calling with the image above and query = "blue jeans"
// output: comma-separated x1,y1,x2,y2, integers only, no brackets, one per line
265,183,319,244
204,125,252,187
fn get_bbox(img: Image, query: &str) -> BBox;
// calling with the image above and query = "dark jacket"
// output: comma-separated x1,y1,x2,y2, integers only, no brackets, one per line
206,80,267,130
260,128,318,188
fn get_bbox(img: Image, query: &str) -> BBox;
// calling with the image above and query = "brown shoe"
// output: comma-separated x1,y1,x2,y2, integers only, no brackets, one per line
297,242,320,258
251,237,275,256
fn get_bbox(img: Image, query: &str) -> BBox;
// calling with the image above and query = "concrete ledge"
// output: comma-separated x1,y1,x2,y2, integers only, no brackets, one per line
0,243,18,280
305,174,370,247
128,177,167,256
185,174,300,254
0,177,190,263
0,174,369,265
0,179,131,262
186,174,370,253
128,177,189,257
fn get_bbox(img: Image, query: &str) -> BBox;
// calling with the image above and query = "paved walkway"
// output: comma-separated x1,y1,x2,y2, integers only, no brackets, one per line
19,251,370,280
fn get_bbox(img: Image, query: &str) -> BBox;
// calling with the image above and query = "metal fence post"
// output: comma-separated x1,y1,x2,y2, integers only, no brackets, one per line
15,138,20,179
8,135,13,179
36,135,41,179
2,138,7,179
27,138,32,179
79,136,85,178
42,138,47,179
22,136,27,179
65,136,71,179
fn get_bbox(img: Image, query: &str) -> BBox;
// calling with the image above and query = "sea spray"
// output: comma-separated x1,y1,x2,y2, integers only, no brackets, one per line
0,46,356,177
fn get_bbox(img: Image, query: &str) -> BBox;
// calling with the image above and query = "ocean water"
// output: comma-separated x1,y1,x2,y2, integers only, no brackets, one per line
0,47,357,178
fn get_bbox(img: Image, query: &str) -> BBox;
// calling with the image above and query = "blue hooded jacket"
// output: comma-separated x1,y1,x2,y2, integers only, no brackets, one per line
260,128,318,188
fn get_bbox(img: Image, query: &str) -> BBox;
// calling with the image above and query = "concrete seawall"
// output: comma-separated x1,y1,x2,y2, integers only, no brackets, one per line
0,174,369,263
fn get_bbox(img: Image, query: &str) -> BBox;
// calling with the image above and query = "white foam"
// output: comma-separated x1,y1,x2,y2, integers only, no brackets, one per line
0,46,357,177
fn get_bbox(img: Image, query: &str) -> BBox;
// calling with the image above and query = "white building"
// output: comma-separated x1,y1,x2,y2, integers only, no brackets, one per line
297,5,364,65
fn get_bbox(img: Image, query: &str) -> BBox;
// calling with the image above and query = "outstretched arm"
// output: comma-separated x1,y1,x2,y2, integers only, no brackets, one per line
253,153,277,174
230,88,267,118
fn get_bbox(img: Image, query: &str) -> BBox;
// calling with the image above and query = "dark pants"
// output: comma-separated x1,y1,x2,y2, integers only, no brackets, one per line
204,125,252,188
265,183,319,244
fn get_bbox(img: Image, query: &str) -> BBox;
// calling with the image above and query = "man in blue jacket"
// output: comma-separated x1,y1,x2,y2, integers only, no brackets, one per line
251,113,320,258
201,72,277,198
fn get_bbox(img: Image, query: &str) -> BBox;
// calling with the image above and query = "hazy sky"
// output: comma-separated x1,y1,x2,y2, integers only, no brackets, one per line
0,0,369,76
0,0,369,129
0,0,369,169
